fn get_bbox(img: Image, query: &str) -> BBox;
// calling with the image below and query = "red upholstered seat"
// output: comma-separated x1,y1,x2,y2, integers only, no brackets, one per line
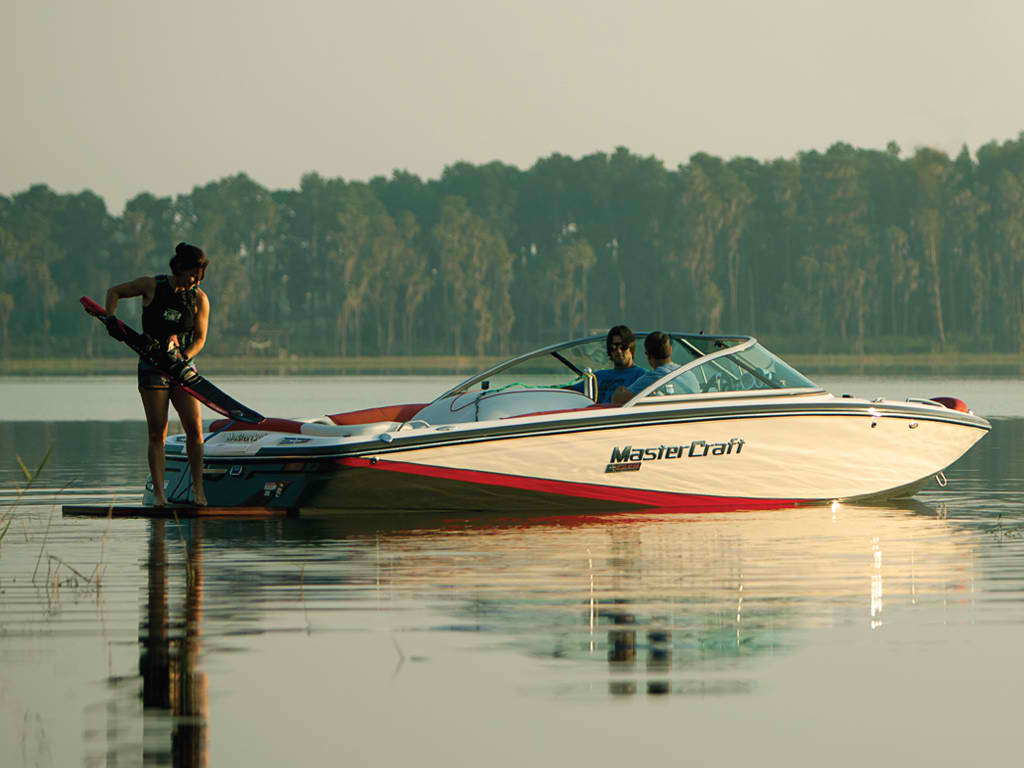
209,416,304,433
209,403,429,434
930,396,969,413
326,403,429,425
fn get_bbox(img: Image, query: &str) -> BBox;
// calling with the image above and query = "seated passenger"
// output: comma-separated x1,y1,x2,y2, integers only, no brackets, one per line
611,331,698,404
569,325,645,403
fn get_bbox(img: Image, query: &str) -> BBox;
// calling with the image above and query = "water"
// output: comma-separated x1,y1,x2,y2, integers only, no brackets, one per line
1,374,1022,766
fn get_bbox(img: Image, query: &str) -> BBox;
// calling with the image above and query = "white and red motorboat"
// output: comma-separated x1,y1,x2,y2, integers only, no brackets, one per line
147,333,991,512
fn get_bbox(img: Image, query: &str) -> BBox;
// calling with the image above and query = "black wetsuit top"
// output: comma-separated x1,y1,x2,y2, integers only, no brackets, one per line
142,275,198,350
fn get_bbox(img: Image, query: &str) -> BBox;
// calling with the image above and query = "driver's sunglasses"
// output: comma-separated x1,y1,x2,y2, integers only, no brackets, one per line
608,342,629,352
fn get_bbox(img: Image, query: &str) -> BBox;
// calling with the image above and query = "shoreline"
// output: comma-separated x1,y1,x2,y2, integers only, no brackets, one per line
0,352,1022,376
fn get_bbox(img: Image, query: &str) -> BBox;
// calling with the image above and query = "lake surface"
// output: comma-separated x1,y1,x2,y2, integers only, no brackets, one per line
1,374,1022,767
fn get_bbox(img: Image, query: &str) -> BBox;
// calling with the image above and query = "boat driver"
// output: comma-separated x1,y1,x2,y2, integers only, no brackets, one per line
569,325,645,403
611,331,699,404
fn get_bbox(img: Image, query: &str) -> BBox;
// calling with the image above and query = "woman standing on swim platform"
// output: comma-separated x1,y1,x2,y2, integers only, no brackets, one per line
104,243,210,507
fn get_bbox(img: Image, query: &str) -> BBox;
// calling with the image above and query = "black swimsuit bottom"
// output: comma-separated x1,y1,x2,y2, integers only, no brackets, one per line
137,357,199,391
136,334,198,391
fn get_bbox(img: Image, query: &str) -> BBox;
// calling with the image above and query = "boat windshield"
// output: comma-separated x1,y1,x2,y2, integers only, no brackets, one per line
438,333,753,399
639,341,817,399
441,337,621,396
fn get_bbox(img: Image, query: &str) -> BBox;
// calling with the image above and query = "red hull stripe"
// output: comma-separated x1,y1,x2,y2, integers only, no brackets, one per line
336,457,807,511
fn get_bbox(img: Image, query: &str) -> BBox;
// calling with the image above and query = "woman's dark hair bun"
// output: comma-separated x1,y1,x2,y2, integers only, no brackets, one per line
169,242,209,273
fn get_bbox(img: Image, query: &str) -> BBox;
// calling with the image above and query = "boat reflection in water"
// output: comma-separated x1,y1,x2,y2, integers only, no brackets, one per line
319,499,967,700
140,521,208,767
592,499,964,697
128,496,971,763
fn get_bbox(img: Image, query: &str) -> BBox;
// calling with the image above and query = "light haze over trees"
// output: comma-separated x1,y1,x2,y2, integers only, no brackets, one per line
2,135,1024,358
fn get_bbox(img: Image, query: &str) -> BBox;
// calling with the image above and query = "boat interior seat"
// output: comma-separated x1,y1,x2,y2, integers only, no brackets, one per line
299,420,402,437
299,416,336,425
206,416,404,438
326,403,429,426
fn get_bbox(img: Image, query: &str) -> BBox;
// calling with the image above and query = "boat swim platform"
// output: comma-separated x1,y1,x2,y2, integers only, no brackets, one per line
61,504,295,519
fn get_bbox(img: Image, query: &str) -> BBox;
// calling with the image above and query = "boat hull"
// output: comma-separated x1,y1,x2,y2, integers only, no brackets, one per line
154,405,989,513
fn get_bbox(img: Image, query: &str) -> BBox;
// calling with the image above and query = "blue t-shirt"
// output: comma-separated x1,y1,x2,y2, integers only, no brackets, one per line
627,362,699,396
570,365,645,403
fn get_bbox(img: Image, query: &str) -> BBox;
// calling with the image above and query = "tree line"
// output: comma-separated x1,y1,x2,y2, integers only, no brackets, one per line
2,134,1024,360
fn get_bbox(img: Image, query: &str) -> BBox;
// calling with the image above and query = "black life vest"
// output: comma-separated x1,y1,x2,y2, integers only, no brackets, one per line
142,275,197,347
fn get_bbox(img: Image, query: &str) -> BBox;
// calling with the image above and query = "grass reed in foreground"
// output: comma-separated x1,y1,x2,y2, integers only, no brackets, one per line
0,446,111,602
0,445,53,550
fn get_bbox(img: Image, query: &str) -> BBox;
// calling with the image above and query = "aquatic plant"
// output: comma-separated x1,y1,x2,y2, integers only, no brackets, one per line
0,446,53,552
0,447,112,605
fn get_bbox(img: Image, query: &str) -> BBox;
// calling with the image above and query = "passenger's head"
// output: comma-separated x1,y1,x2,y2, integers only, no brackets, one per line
644,331,672,363
606,325,636,369
170,242,208,285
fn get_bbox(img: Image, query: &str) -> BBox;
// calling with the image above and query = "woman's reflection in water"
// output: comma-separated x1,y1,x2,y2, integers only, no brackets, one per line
140,520,209,767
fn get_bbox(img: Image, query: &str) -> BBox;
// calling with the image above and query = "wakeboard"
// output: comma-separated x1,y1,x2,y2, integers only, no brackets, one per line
81,295,264,424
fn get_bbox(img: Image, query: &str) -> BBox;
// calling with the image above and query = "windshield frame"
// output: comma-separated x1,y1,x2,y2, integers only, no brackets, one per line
435,331,756,401
437,334,618,399
622,337,823,407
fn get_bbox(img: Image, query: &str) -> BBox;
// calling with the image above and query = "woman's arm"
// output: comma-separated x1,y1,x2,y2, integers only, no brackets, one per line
105,276,156,316
183,289,209,359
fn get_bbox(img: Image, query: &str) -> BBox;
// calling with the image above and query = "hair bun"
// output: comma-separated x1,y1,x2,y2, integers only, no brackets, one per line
169,242,209,273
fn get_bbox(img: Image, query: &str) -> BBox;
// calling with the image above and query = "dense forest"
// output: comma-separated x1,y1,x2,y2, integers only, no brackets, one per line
2,134,1024,360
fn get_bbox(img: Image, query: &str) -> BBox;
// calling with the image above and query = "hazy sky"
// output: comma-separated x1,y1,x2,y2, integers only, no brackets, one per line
3,0,1022,214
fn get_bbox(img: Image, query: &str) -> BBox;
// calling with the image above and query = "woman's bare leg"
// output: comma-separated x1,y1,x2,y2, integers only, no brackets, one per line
171,387,207,506
140,387,171,506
